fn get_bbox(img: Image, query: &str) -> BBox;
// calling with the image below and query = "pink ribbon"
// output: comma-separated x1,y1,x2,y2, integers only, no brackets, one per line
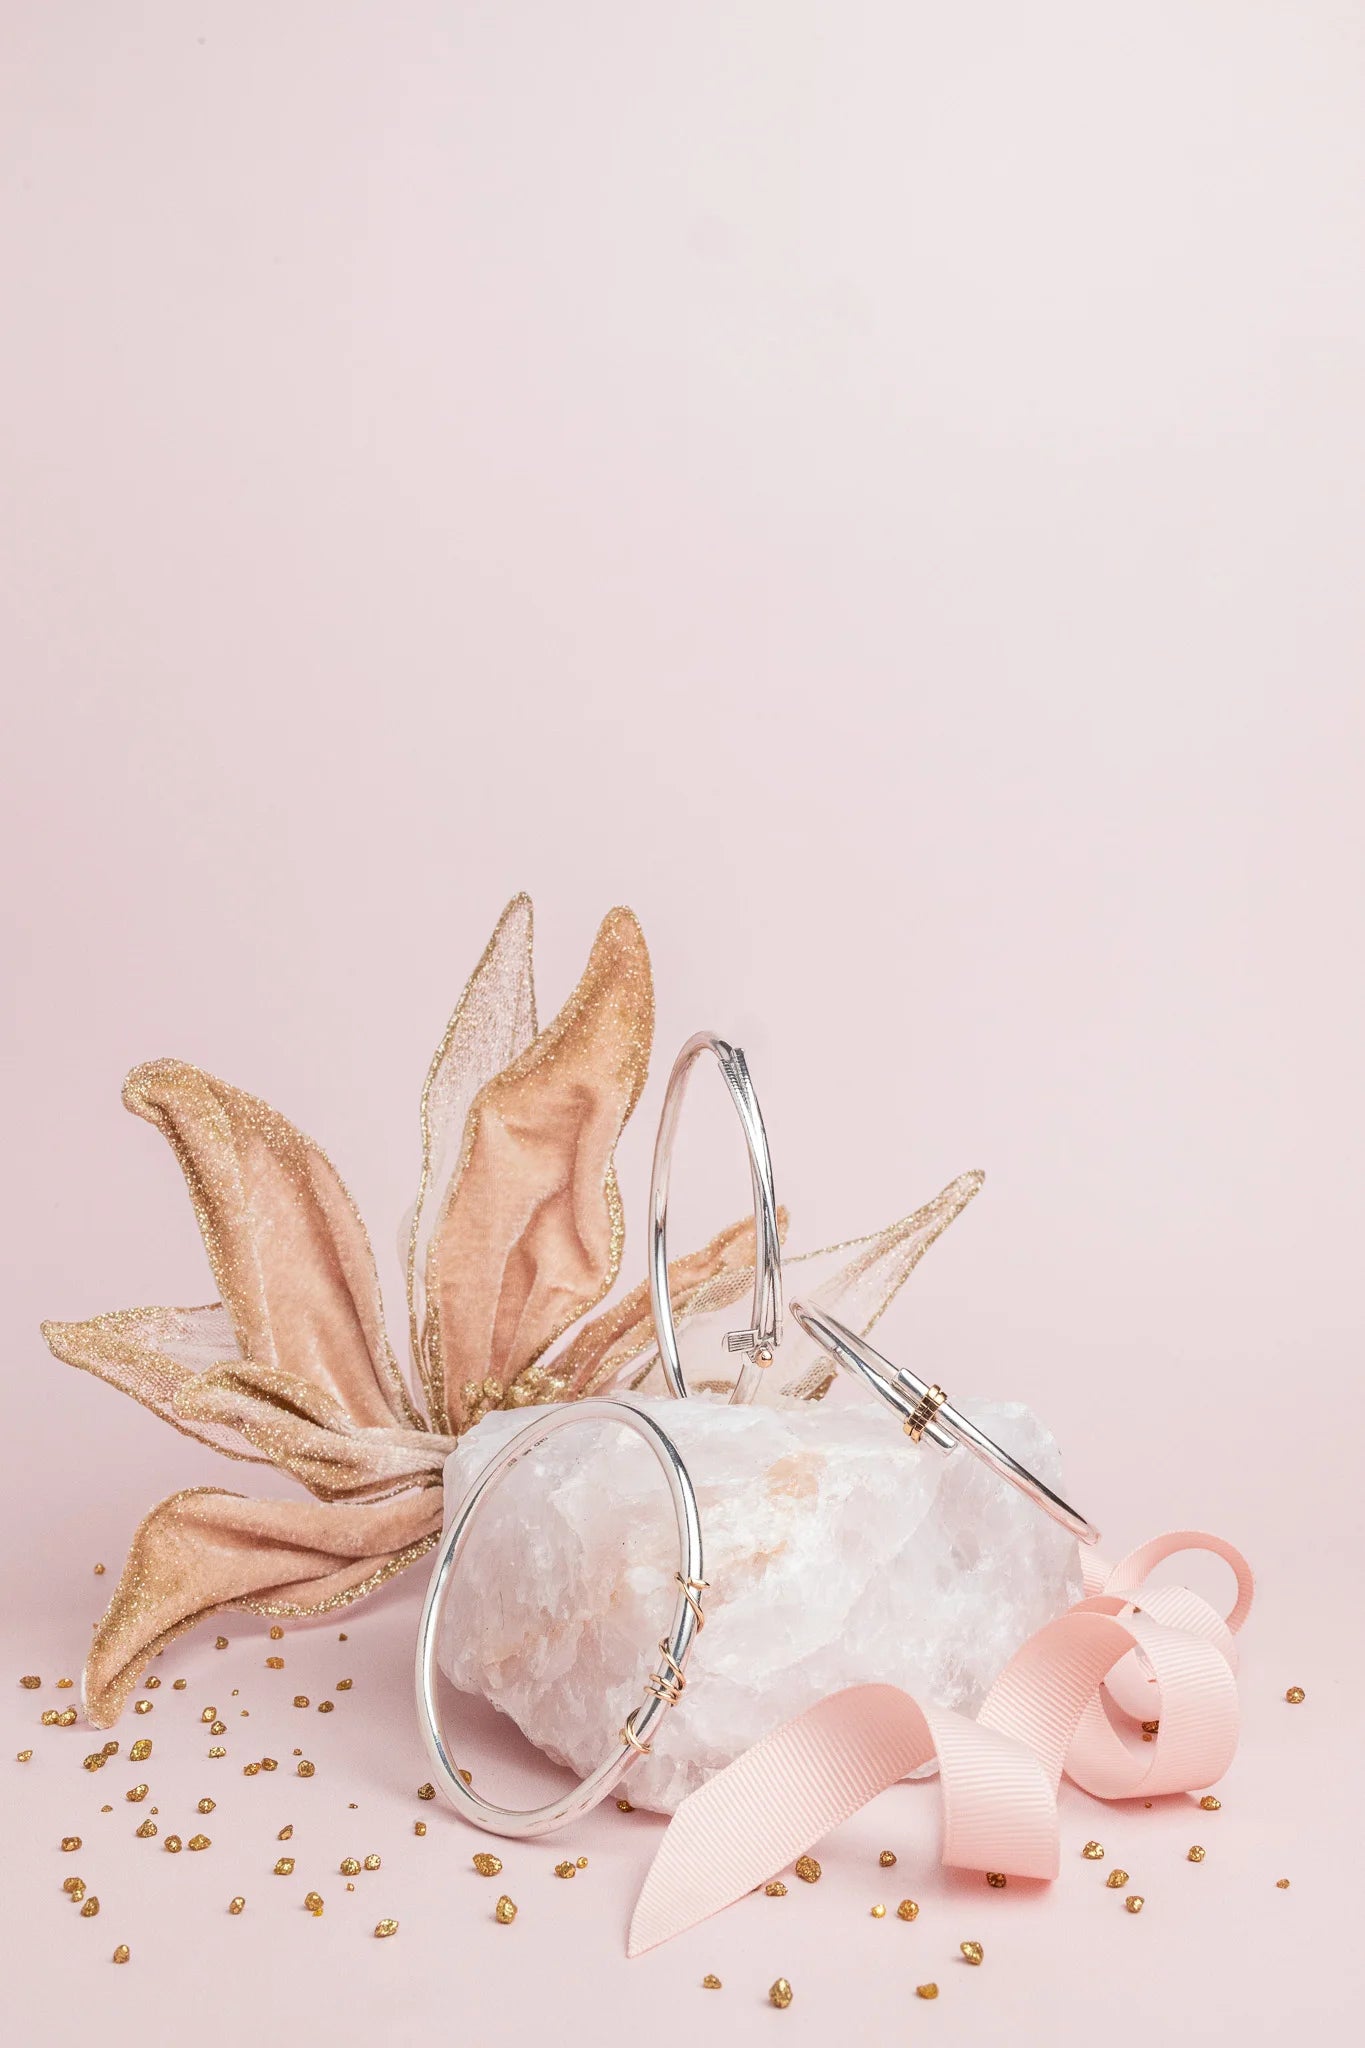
628,1530,1252,1954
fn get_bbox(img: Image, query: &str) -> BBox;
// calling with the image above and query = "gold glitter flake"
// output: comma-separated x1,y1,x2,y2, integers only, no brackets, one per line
702,1974,722,1989
915,1983,939,2000
143,1675,161,1690
260,1758,278,1772
274,1857,295,1876
83,1754,106,1772
214,1636,228,1650
879,1850,897,1867
961,1941,984,1965
228,1897,246,1914
1285,1687,1305,1705
297,1760,315,1777
495,1895,517,1924
417,1783,435,1800
80,1896,100,1917
112,1945,130,1964
269,1626,284,1640
164,1835,183,1853
897,1899,920,1921
125,1784,148,1803
986,1872,1007,1888
197,1798,216,1815
1199,1795,1222,1811
62,1837,81,1852
242,1763,260,1777
374,1919,399,1938
304,1892,324,1916
56,1678,74,1689
616,1798,633,1813
102,1740,119,1756
1125,1895,1145,1914
133,1700,152,1716
16,1750,33,1762
340,1857,361,1875
135,1820,157,1838
1106,1869,1130,1888
41,1711,61,1727
576,1857,588,1869
293,1697,310,1709
769,1979,794,2010
472,1854,502,1877
210,1720,227,1736
1187,1845,1206,1862
764,1880,788,1897
794,1855,821,1883
554,1861,577,1879
188,1834,211,1851
56,1708,78,1727
95,1564,106,1575
63,1877,86,1897
317,1701,334,1714
1141,1720,1159,1735
1277,1879,1290,1889
130,1739,151,1763
265,1657,284,1670
172,1679,186,1690
20,1676,41,1689
336,1679,353,1691
200,1707,217,1724
870,1904,886,1918
363,1854,380,1871
277,1825,293,1841
1082,1841,1105,1860
207,1746,226,1759
413,1822,427,1837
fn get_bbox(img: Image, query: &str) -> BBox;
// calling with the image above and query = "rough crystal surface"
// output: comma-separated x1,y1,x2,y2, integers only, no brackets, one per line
436,1391,1081,1814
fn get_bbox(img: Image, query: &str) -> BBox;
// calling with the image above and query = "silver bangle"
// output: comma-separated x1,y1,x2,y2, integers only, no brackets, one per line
649,1032,782,1403
789,1299,1100,1546
414,1398,706,1837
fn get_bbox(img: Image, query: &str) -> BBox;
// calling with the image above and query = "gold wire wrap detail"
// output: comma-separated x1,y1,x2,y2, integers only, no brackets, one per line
904,1384,948,1444
620,1712,652,1756
675,1572,709,1631
644,1640,687,1708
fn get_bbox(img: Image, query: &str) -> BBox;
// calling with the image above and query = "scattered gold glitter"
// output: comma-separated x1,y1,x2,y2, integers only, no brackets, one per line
208,1747,226,1759
1106,1869,1130,1889
62,1837,81,1852
16,1750,32,1762
472,1854,502,1877
1187,1846,1206,1863
616,1798,633,1813
269,1626,284,1640
243,1763,260,1777
125,1784,148,1803
871,1904,886,1918
915,1983,938,2000
135,1820,157,1838
702,1974,722,1989
1199,1795,1222,1811
102,1741,118,1756
346,1883,355,1892
173,1679,186,1690
210,1721,227,1736
986,1872,1007,1888
130,1739,151,1763
305,1892,324,1916
265,1657,284,1670
459,1769,472,1786
495,1896,518,1924
274,1857,295,1876
20,1676,40,1689
576,1857,588,1870
413,1822,427,1837
228,1897,246,1914
83,1754,106,1772
214,1636,228,1650
961,1941,984,1965
1082,1841,1105,1860
278,1825,293,1841
879,1850,897,1867
417,1783,435,1800
1285,1687,1305,1705
56,1708,78,1727
363,1854,381,1871
764,1881,787,1897
143,1676,161,1690
336,1679,353,1691
63,1877,85,1897
41,1711,60,1727
374,1919,398,1939
1277,1879,1290,1889
261,1758,278,1772
317,1702,334,1714
196,1798,216,1815
133,1700,152,1716
200,1707,217,1724
80,1896,100,1918
297,1760,315,1777
56,1678,74,1690
1141,1720,1160,1735
112,1945,130,1964
95,1564,106,1575
794,1855,821,1884
164,1835,182,1853
188,1834,210,1851
769,1979,793,2010
339,1633,347,1641
340,1857,361,1875
1125,1895,1145,1914
293,1697,310,1709
554,1861,577,1880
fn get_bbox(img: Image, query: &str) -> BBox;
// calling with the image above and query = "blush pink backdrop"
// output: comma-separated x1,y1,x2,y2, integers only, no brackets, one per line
2,4,1362,2042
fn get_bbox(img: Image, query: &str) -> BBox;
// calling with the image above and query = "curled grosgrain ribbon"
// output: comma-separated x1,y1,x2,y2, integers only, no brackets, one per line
628,1530,1252,1955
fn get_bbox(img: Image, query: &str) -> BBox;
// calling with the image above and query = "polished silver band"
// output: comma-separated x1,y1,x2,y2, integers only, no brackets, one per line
649,1032,782,1403
789,1300,1101,1546
414,1399,705,1837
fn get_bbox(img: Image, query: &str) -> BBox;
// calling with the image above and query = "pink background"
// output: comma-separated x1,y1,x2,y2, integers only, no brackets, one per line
2,3,1362,2040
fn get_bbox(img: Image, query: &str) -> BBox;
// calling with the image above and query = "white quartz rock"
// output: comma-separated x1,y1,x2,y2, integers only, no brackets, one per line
436,1392,1082,1815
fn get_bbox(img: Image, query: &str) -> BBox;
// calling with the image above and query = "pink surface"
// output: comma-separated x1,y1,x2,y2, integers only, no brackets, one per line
2,4,1362,2042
